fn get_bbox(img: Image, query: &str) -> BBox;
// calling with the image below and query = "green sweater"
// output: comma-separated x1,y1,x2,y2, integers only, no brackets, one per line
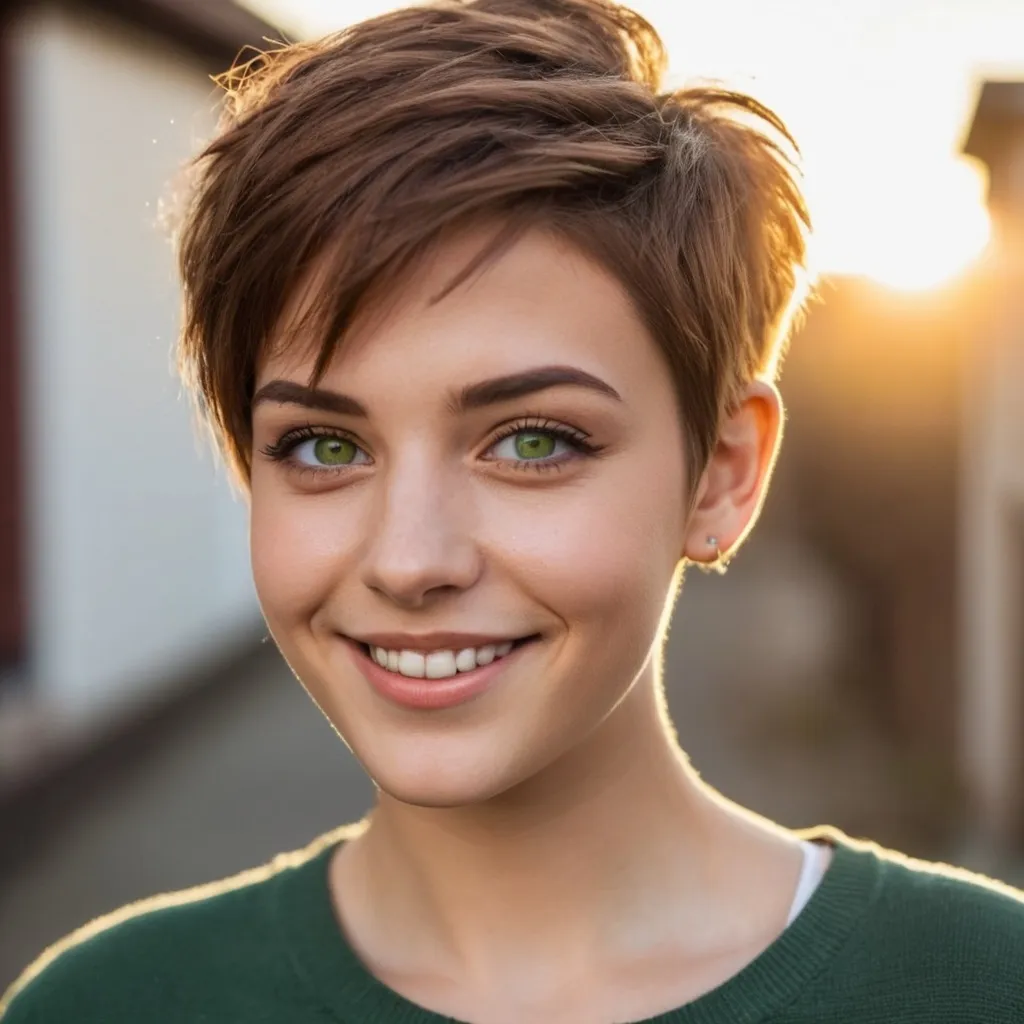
3,825,1024,1023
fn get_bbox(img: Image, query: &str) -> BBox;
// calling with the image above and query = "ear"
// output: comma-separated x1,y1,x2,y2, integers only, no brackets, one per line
682,379,784,571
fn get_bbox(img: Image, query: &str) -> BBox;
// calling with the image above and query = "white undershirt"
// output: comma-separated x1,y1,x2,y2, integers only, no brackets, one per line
785,840,831,927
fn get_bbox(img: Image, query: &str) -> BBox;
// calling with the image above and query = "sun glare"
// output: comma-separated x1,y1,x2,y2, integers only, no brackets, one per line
808,157,992,291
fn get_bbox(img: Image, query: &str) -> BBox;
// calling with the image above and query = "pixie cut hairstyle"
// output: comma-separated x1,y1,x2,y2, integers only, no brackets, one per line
175,0,813,496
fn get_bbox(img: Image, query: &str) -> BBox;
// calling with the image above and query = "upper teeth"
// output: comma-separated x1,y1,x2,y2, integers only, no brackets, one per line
370,641,516,679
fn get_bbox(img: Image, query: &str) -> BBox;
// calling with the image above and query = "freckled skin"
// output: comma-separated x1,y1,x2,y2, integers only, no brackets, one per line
248,223,799,1020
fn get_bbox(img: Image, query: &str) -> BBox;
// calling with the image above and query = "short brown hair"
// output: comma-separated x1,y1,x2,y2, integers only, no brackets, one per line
175,0,812,495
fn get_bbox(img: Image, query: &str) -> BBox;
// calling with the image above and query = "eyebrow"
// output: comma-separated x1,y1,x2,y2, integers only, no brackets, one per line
251,365,623,418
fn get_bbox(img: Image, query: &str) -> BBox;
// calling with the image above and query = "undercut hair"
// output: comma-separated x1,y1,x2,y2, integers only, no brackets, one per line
174,0,814,495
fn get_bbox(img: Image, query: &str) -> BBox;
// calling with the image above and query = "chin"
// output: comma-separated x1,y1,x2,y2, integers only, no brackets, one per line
372,774,515,810
376,781,498,810
356,742,534,810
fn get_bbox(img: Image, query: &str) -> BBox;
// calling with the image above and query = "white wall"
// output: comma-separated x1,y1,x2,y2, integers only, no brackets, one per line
10,5,260,737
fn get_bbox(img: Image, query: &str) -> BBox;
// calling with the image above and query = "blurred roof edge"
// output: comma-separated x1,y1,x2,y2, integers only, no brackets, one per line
2,0,289,65
963,80,1024,166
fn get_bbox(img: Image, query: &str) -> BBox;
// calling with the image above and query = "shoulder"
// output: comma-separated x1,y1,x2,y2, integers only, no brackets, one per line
827,836,1024,1018
873,843,1024,941
0,828,350,1023
0,863,279,1023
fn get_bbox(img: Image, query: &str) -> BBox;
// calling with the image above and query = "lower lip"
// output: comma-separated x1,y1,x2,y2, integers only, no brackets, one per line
342,637,535,710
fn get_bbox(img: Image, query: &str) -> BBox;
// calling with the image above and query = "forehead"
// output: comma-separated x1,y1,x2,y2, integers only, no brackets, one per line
257,224,663,398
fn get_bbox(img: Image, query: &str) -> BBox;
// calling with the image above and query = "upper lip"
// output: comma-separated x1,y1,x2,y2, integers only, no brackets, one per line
346,631,534,652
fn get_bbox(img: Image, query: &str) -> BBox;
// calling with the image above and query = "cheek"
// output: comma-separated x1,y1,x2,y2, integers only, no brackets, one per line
249,486,352,626
484,467,682,635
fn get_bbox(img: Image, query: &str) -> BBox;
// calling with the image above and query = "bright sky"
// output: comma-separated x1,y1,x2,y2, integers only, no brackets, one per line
239,0,1024,291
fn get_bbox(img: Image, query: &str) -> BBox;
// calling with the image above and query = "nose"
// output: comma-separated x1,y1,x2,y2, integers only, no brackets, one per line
360,453,482,609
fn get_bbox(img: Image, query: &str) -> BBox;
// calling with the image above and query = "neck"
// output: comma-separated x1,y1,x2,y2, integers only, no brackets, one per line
333,675,799,986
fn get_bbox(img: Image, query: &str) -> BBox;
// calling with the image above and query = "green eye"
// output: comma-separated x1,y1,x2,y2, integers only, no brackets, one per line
312,436,358,465
513,431,557,459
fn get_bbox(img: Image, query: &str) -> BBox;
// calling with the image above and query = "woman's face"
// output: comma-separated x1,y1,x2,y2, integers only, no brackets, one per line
249,225,691,807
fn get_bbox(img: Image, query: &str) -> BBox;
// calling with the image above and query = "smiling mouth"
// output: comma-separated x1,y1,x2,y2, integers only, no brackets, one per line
352,634,542,678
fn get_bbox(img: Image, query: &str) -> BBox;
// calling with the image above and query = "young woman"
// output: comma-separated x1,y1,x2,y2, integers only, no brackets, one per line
4,0,1023,1021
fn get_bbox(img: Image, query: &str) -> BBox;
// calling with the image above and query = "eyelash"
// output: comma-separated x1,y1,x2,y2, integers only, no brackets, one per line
259,416,604,479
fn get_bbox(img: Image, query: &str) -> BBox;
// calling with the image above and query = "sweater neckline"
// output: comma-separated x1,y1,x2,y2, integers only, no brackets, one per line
271,824,882,1024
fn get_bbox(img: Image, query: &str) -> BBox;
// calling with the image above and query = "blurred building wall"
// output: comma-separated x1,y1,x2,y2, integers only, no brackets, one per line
768,81,1024,855
7,4,260,744
781,278,966,761
959,273,1024,851
960,87,1024,851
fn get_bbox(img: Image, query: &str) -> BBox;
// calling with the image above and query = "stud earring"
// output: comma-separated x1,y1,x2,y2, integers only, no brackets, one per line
696,535,730,575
